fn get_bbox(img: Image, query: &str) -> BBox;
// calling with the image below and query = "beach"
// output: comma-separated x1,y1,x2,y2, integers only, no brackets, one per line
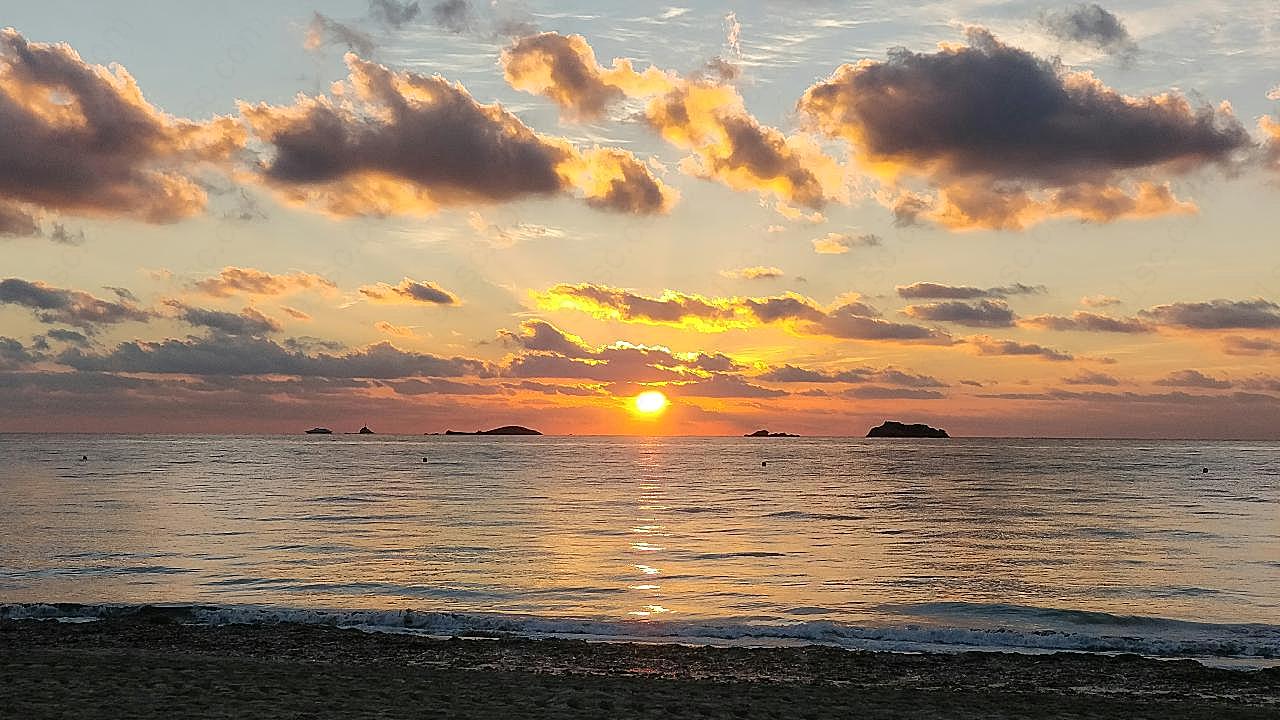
3,615,1278,719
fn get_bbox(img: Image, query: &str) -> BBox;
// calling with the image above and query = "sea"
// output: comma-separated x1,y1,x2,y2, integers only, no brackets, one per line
2,435,1277,666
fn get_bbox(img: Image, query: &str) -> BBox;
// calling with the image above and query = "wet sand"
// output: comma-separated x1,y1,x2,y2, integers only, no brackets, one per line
2,616,1277,719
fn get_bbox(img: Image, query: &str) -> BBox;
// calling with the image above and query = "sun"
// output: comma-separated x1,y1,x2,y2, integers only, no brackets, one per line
633,390,669,416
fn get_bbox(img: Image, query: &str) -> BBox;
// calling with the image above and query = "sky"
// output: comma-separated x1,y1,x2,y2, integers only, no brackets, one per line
2,0,1279,437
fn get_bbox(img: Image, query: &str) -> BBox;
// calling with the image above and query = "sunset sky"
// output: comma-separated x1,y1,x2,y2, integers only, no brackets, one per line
2,0,1279,437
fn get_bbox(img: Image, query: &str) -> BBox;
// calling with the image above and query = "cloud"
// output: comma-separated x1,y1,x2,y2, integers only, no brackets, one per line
374,320,416,337
1221,335,1280,356
1154,369,1232,389
1039,4,1137,59
497,319,593,358
797,28,1250,230
843,385,945,400
1020,311,1153,333
0,29,244,226
165,302,281,336
0,278,150,330
0,337,40,369
537,283,952,343
720,266,784,280
1062,370,1120,386
192,267,336,298
501,32,843,214
1139,299,1280,329
373,0,423,29
1080,294,1120,307
281,306,312,321
969,334,1073,361
240,54,674,217
429,1,472,32
896,282,1045,299
904,299,1016,327
359,278,460,306
811,232,879,254
59,335,491,379
667,374,786,399
304,13,376,55
758,364,945,387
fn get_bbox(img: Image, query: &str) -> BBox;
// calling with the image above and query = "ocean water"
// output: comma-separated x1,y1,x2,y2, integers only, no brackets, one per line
2,434,1277,664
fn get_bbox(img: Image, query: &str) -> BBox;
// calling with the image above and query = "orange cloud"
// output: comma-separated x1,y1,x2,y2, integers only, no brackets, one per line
0,28,245,231
359,278,460,306
240,54,675,217
192,267,336,298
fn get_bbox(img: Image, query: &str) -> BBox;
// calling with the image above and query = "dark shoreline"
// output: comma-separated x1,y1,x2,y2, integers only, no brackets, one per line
3,617,1277,719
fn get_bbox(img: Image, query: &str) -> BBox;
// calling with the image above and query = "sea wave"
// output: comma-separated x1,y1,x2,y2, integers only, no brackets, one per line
4,602,1277,664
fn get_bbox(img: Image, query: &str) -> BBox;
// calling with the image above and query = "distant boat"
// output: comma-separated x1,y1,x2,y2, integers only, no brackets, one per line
304,427,333,435
357,426,374,434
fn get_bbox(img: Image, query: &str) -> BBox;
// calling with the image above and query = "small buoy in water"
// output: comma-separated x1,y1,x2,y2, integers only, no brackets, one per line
79,455,87,462
422,457,428,462
761,461,767,467
1202,467,1209,473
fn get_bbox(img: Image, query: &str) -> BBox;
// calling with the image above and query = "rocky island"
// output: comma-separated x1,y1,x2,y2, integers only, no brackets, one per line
437,425,542,436
745,429,800,437
866,421,949,438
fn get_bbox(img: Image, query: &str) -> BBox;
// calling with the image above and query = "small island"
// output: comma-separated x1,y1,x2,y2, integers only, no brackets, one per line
745,429,800,437
866,421,949,438
437,425,542,436
304,427,332,435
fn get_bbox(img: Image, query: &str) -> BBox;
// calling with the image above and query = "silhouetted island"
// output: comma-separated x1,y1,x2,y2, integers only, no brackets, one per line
745,429,800,437
866,421,949,438
437,425,542,436
304,427,332,435
357,426,374,434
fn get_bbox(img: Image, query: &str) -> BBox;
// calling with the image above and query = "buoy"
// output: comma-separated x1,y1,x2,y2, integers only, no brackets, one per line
1202,467,1208,473
761,461,767,467
422,457,428,462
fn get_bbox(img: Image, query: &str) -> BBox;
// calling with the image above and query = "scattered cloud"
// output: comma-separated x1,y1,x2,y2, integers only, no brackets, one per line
0,278,150,331
192,267,336,298
240,54,675,217
757,364,945,387
969,335,1073,361
720,266,784,280
1154,369,1232,389
1138,299,1280,329
896,282,1045,300
1080,294,1121,308
1039,3,1138,60
811,232,879,254
843,385,945,400
904,299,1017,327
1062,370,1121,386
1221,335,1280,356
797,28,1249,230
1020,311,1153,333
304,13,375,55
0,29,244,226
358,278,461,306
165,301,281,336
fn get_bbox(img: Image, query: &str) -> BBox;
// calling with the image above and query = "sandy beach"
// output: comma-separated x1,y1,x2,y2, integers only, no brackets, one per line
2,615,1277,719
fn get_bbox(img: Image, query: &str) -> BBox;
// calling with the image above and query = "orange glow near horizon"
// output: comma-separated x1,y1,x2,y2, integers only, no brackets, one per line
633,390,670,417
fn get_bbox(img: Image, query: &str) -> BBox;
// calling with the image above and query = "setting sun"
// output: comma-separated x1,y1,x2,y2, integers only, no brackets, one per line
633,391,670,415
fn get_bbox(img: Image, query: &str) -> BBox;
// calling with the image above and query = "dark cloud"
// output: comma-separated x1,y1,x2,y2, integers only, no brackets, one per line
1239,375,1280,392
43,328,91,347
1221,336,1280,356
0,200,38,236
843,385,945,400
1154,369,1232,390
430,0,473,33
1021,311,1153,333
47,224,85,245
505,380,602,397
970,335,1073,361
304,13,376,55
0,29,244,225
0,278,150,330
980,388,1279,406
372,0,423,28
497,319,593,359
757,364,945,387
798,28,1250,229
904,299,1016,327
359,278,460,306
896,282,1045,299
1040,4,1137,59
669,374,786,399
1139,299,1280,330
59,336,491,379
0,337,39,368
1061,370,1120,386
166,302,281,337
381,377,499,396
241,55,673,216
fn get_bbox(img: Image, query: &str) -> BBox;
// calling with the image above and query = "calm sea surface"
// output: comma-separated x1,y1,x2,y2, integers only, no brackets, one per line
2,435,1277,663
